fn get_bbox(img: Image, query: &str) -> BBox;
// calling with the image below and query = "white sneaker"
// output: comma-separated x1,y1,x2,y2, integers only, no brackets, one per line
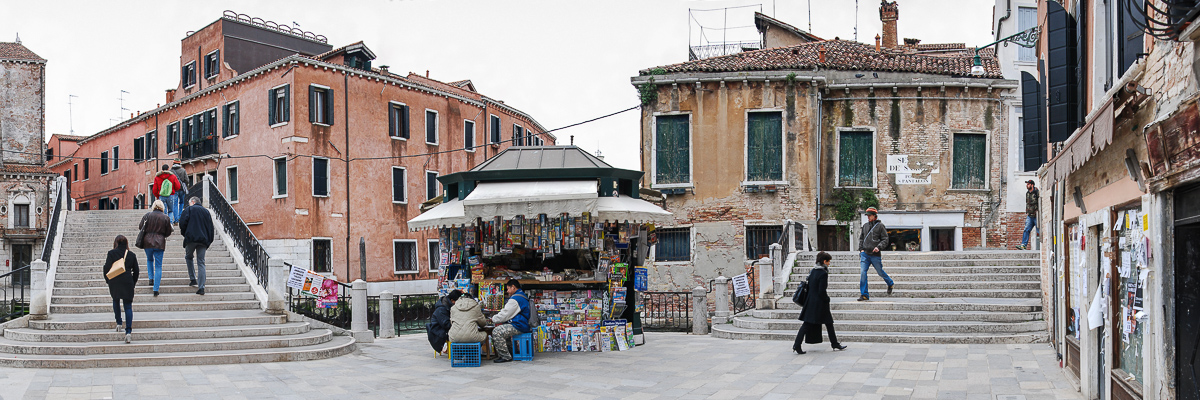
116,323,122,332
124,334,131,344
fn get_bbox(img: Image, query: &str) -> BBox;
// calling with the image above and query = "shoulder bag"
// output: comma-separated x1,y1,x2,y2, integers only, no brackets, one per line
792,280,808,306
106,251,129,280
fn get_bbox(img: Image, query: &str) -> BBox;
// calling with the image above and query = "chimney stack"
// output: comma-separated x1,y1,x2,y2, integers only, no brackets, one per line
880,1,899,49
875,34,881,52
818,45,827,63
379,65,390,74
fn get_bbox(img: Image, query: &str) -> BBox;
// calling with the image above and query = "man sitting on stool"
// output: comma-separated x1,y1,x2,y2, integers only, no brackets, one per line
490,279,531,363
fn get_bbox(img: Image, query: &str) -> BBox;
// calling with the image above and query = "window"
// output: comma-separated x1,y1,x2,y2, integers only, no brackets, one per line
312,239,332,273
309,85,333,125
490,114,501,144
388,102,409,139
513,124,523,146
13,204,28,228
133,137,145,162
426,171,439,200
464,120,475,151
952,133,987,189
745,225,782,260
654,227,691,262
425,110,438,144
167,122,180,154
273,157,288,197
746,111,783,182
226,166,238,202
654,114,690,185
99,151,109,175
72,164,78,181
45,148,52,163
111,146,119,171
428,240,441,272
392,167,406,203
268,85,290,126
393,240,418,273
837,130,874,187
144,130,158,161
223,102,239,138
1017,7,1037,62
204,50,220,79
312,157,329,197
83,159,89,180
182,116,196,146
181,61,196,88
133,194,144,210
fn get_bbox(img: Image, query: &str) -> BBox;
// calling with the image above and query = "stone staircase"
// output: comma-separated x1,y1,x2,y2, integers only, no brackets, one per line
712,251,1047,344
0,209,355,367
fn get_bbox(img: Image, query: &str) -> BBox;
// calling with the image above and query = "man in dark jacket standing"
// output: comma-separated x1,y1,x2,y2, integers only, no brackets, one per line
179,197,214,294
858,207,894,301
426,290,461,355
1018,180,1039,250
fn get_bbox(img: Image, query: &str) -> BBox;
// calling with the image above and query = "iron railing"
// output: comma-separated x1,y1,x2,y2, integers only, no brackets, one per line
688,41,762,61
731,265,758,314
368,293,439,336
0,266,30,322
39,183,65,262
746,225,783,260
179,136,219,161
640,291,691,332
288,278,353,329
206,180,268,288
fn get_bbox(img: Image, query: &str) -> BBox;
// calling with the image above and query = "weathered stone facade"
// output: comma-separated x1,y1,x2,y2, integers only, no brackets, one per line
0,42,55,276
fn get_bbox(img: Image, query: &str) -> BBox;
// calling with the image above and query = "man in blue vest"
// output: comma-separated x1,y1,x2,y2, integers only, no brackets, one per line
490,279,531,363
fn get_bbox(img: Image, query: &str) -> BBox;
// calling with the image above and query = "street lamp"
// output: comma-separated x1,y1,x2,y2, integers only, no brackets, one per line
969,26,1041,76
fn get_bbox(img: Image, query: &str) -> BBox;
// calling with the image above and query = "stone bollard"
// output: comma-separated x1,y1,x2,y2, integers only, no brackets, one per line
349,279,374,343
29,260,47,319
712,276,730,324
202,175,212,208
691,286,708,335
378,291,396,339
266,259,287,314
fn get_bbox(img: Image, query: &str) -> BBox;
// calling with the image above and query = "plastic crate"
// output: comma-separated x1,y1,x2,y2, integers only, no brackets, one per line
450,342,481,367
511,333,533,361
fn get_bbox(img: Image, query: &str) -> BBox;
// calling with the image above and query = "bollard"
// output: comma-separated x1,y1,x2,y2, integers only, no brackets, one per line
349,279,374,343
202,175,211,208
378,291,396,339
692,286,709,335
29,260,47,319
712,276,730,324
266,259,286,314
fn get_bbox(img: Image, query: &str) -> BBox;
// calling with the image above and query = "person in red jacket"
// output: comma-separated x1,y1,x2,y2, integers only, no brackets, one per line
152,165,184,223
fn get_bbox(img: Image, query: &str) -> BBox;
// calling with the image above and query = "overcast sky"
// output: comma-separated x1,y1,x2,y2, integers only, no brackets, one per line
4,0,996,170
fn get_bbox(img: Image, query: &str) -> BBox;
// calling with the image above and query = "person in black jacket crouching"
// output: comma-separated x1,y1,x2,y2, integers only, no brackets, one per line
794,251,848,354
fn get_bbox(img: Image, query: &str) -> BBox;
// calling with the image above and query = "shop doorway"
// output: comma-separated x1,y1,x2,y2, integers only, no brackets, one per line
817,225,850,251
11,244,31,286
1175,184,1200,400
1091,226,1105,400
930,228,954,251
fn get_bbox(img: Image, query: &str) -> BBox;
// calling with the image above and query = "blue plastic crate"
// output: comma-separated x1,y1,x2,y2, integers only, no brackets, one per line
450,342,481,367
511,333,533,361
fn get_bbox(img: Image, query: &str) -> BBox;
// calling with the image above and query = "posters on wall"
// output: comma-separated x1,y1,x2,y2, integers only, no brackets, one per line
731,273,751,297
286,265,338,308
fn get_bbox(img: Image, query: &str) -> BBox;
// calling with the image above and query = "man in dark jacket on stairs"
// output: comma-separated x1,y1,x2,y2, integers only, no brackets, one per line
179,197,214,295
858,207,894,301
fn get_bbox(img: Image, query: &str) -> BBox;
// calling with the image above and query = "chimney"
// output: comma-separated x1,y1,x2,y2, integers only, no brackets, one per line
425,70,429,78
379,65,389,74
880,1,899,49
875,34,881,52
165,89,176,104
818,45,827,63
904,38,921,48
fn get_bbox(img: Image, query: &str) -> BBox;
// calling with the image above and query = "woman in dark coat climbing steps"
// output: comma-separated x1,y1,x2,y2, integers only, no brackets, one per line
794,251,848,354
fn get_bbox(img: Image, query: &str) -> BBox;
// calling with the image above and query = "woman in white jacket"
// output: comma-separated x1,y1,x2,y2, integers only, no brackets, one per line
449,293,491,344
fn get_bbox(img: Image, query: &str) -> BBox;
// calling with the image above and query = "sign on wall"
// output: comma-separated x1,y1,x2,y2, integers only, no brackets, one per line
886,155,939,185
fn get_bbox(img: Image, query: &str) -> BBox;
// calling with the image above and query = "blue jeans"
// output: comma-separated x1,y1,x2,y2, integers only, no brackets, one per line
860,252,894,297
1021,216,1039,247
144,248,164,291
113,298,132,334
161,194,178,223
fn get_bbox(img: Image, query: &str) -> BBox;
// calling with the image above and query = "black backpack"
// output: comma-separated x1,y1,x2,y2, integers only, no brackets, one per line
792,280,808,306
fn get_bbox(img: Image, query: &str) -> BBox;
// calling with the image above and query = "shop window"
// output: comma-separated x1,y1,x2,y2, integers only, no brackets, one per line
388,102,409,139
886,228,921,251
133,137,145,162
464,120,475,151
273,157,288,197
312,239,332,273
952,133,987,189
1114,207,1145,385
745,225,782,260
425,110,439,145
490,114,501,144
226,166,238,202
204,50,219,79
654,227,690,262
838,130,873,187
268,85,290,126
426,171,438,201
393,240,418,273
13,204,28,228
746,111,783,182
223,102,239,138
428,240,440,272
100,151,109,175
312,157,329,197
309,85,333,125
181,61,196,88
392,167,406,203
654,114,690,185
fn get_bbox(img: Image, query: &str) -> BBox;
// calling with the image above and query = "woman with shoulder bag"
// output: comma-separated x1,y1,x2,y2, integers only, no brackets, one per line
104,235,140,343
794,251,848,354
138,200,173,296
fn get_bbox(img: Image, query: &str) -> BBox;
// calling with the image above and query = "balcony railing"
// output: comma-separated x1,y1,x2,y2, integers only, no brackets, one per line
688,41,762,61
179,136,219,161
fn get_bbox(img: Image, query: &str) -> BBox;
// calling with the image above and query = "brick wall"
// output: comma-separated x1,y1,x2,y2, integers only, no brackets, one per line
962,227,982,248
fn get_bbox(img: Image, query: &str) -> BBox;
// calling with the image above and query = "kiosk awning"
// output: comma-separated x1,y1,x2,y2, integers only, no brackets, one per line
595,195,674,224
407,199,469,231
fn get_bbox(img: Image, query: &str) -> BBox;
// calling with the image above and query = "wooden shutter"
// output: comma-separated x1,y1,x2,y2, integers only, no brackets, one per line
401,105,410,139
309,86,317,123
388,104,397,137
655,115,689,184
326,89,334,125
952,134,987,189
268,89,276,125
1021,72,1045,172
392,168,404,202
1047,0,1078,142
282,85,291,123
747,112,783,181
1118,0,1146,77
314,158,328,196
839,131,873,187
275,158,287,196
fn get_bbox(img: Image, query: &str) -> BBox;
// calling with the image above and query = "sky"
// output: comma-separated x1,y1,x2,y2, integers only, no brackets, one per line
3,0,997,170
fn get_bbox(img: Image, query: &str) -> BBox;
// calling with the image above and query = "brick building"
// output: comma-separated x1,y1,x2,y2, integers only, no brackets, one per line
0,40,56,279
630,4,1019,291
47,12,553,294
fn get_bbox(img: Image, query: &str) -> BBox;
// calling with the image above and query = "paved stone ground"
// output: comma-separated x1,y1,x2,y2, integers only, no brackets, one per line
0,333,1080,400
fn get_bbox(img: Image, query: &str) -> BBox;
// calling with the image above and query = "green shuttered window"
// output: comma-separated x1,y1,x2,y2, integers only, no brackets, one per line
746,112,783,181
838,131,873,187
655,115,690,185
952,133,987,189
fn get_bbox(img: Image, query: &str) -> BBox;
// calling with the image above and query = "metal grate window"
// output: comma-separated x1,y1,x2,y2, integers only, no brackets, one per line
654,227,691,262
312,239,332,273
745,225,782,260
428,240,441,272
394,241,418,273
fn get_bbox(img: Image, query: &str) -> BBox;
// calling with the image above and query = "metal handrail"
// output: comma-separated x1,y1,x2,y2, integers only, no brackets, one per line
0,265,31,322
40,180,66,262
206,180,269,288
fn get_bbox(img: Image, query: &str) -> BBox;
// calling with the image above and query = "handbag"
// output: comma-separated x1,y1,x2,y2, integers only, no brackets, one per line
106,251,129,280
134,230,146,249
792,280,808,306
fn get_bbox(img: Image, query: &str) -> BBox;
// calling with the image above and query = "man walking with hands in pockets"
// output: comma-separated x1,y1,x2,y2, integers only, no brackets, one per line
858,207,894,301
179,197,214,295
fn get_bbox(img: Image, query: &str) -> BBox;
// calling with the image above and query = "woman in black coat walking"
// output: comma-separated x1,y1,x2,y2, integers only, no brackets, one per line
794,251,848,354
104,235,140,344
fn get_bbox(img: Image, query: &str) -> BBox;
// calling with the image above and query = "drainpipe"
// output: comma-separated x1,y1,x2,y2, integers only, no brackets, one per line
994,0,1011,41
344,71,352,281
814,83,822,250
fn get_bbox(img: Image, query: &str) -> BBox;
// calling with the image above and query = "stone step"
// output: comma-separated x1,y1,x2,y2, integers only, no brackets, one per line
772,298,1043,312
793,251,1039,261
816,259,1039,267
0,329,331,355
57,257,236,267
29,310,285,330
710,325,1048,344
52,292,256,304
819,289,1041,298
0,335,356,368
810,273,1041,282
54,284,251,296
750,309,1044,322
51,300,261,314
54,263,240,272
796,266,1041,274
54,273,246,285
791,281,1042,291
4,322,311,342
57,248,230,257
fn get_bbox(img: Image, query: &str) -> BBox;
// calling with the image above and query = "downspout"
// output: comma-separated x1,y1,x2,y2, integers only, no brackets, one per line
814,83,822,252
344,71,352,281
995,0,1012,41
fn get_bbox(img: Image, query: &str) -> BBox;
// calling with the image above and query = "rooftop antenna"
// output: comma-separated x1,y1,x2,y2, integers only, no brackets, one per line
118,90,130,121
854,0,859,42
68,95,78,135
808,0,812,32
13,33,19,44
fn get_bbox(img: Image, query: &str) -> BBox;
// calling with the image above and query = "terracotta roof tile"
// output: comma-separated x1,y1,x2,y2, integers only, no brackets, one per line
54,134,88,142
0,42,45,63
645,40,1002,79
0,164,54,175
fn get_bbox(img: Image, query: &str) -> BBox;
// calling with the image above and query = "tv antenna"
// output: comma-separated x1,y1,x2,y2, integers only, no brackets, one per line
68,95,78,134
854,0,859,42
118,90,129,121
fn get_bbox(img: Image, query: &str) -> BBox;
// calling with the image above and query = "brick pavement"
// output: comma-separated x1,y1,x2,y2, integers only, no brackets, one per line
0,333,1080,399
